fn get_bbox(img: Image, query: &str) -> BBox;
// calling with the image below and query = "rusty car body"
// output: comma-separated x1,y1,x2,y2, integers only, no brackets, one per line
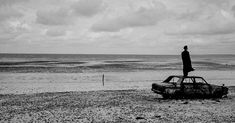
151,75,228,99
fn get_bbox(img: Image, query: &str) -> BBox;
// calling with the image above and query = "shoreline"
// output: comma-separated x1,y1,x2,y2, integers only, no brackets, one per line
1,86,235,96
1,70,235,94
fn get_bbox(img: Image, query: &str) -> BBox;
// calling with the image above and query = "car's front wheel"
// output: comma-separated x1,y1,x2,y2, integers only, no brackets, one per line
162,94,170,99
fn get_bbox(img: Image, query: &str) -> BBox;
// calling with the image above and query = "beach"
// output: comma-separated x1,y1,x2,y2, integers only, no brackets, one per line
1,88,235,122
0,54,235,122
0,70,235,94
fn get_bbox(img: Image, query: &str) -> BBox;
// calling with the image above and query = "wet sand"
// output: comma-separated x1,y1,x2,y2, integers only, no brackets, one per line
0,87,235,122
1,70,235,94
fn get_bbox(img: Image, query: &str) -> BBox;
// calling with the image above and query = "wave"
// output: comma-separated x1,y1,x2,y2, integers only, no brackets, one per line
104,60,143,63
0,61,57,65
0,61,87,65
1,59,235,73
192,61,223,66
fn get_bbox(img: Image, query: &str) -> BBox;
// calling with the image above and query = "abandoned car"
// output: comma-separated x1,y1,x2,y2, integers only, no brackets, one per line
152,75,228,99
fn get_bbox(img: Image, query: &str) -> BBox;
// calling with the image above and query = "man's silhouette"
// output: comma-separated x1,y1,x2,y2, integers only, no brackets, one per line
181,45,194,76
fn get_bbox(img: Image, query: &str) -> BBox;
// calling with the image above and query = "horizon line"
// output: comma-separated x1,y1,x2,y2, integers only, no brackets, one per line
0,53,235,56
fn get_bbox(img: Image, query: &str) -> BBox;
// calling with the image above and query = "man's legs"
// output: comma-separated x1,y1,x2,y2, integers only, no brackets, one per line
183,69,188,77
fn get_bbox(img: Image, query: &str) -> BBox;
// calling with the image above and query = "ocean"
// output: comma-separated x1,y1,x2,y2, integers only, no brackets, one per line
0,54,235,94
1,54,235,73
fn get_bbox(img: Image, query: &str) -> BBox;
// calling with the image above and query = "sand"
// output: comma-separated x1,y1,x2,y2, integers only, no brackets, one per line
1,70,235,122
0,87,235,123
1,70,235,94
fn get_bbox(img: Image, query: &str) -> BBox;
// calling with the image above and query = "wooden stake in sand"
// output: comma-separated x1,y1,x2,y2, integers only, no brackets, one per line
102,74,105,86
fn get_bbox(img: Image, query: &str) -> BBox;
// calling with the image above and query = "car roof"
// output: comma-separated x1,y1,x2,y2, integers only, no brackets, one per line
169,75,204,79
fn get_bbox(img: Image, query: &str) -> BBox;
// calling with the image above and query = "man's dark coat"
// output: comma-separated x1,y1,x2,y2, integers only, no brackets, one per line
181,50,194,72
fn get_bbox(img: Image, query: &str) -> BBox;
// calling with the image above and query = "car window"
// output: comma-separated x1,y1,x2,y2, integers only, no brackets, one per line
169,77,181,83
195,78,207,84
182,78,194,83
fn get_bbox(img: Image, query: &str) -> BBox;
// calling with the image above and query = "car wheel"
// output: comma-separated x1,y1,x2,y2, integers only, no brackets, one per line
213,91,223,98
162,94,169,99
217,94,223,98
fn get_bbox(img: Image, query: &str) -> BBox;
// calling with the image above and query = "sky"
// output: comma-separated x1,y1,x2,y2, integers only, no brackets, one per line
0,0,235,55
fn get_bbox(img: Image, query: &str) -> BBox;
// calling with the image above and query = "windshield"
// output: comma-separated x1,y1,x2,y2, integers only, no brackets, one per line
163,76,182,83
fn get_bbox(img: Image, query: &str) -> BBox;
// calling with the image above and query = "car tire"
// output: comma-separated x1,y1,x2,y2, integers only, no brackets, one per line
162,94,169,99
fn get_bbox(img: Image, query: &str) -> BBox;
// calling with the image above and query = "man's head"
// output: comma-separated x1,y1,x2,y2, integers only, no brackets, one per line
184,45,188,51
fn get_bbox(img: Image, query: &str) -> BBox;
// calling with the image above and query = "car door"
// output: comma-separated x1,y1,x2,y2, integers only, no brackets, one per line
181,78,195,97
193,78,211,97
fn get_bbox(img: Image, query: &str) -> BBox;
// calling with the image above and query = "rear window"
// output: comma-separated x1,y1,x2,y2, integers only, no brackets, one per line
195,78,207,84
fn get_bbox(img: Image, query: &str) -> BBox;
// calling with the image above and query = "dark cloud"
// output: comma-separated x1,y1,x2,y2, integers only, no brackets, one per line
91,2,166,32
36,8,72,26
72,0,104,17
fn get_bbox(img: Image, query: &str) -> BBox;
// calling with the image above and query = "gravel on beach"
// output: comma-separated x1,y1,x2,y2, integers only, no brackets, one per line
0,87,235,123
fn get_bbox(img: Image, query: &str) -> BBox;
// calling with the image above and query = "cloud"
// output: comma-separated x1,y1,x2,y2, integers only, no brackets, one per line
0,0,28,22
166,10,235,35
0,0,28,7
36,8,72,26
232,5,235,16
1,0,235,54
72,0,104,17
0,7,23,22
45,29,66,37
36,0,104,26
91,2,166,32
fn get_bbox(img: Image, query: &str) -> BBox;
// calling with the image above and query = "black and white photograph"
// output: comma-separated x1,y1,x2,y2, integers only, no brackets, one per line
0,0,235,122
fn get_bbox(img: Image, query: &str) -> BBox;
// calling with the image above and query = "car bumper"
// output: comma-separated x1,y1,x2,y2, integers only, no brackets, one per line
151,88,164,94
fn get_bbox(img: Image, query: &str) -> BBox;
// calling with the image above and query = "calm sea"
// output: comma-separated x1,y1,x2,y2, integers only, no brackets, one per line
0,54,235,73
1,54,235,94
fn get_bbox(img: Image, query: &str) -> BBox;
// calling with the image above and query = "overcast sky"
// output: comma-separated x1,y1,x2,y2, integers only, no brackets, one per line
0,0,235,54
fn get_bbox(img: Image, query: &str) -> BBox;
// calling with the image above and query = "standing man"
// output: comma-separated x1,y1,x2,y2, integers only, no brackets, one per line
181,45,194,76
